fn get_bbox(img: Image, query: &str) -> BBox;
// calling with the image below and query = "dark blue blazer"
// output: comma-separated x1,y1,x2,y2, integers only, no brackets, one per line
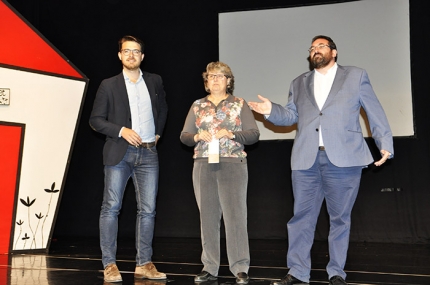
89,71,168,166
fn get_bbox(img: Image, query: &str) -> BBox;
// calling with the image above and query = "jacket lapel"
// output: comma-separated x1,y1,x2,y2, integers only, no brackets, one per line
323,65,346,109
143,72,154,95
116,73,131,113
303,71,319,110
142,72,158,119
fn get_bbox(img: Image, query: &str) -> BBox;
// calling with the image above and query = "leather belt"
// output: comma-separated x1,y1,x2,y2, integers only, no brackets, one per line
133,142,156,148
318,146,325,151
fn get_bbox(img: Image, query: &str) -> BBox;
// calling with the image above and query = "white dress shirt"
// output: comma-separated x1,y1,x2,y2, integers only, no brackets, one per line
314,63,338,146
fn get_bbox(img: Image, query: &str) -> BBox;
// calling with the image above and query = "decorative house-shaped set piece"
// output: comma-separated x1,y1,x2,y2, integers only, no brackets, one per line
0,0,88,253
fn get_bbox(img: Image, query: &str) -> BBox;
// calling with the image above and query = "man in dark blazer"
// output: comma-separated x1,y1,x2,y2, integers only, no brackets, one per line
249,35,393,285
89,35,168,283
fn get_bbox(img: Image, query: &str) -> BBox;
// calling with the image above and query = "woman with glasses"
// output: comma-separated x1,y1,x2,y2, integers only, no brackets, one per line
180,61,259,284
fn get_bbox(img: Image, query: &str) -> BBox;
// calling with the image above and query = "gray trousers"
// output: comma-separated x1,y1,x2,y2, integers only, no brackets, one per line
193,159,250,276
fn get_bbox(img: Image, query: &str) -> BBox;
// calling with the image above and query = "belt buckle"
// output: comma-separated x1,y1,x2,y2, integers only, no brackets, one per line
142,142,155,148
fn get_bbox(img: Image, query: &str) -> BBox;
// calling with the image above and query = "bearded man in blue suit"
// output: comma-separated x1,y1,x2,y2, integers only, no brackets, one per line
249,35,393,285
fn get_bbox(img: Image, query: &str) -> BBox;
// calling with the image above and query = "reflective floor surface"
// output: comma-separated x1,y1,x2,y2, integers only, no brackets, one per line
1,237,429,285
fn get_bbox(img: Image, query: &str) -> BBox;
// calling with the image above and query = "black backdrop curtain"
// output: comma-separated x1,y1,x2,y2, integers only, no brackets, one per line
5,0,430,244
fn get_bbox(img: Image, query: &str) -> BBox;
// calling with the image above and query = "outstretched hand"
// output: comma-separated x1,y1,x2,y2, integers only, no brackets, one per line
374,149,391,166
248,95,272,115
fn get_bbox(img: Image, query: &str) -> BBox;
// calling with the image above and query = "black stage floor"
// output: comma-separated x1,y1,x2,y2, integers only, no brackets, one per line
1,237,429,285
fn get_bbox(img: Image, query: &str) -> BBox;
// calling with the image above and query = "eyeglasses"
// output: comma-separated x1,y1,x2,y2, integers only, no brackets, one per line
207,74,226,80
121,49,142,56
308,44,330,53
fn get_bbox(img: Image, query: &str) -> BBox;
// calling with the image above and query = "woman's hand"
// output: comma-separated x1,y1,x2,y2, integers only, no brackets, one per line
215,129,234,140
194,130,212,142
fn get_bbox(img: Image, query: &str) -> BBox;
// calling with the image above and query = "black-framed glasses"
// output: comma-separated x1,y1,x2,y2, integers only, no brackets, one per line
121,49,141,56
207,74,226,80
308,44,330,53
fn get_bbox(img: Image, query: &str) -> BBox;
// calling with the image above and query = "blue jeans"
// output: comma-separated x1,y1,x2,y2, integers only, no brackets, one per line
100,145,159,268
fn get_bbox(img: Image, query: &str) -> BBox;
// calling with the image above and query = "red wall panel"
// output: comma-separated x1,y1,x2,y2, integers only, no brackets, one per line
0,124,23,254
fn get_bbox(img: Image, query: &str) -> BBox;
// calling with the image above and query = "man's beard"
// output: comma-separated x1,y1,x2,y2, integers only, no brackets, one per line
124,62,139,70
311,53,330,69
123,58,140,70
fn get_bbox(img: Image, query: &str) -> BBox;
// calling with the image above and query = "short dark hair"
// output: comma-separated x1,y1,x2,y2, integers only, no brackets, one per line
118,35,144,52
312,35,337,61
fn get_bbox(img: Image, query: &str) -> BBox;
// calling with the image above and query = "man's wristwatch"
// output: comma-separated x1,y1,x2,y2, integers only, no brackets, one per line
231,133,235,140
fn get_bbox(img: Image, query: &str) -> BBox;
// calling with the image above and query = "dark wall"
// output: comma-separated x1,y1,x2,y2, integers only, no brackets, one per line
6,0,430,244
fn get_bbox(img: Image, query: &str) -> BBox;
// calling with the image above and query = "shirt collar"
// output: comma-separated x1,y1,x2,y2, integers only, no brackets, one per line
203,94,233,102
122,69,143,83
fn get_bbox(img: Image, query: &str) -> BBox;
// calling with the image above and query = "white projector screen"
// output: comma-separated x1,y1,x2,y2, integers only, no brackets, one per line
219,0,413,140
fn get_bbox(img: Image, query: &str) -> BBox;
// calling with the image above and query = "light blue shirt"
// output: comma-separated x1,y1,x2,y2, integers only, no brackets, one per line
123,70,155,142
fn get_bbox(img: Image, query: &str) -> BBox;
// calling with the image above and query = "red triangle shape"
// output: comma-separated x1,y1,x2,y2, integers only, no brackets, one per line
0,1,84,79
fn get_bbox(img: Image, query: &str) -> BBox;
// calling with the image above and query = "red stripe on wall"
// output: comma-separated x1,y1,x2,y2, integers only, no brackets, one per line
0,125,23,254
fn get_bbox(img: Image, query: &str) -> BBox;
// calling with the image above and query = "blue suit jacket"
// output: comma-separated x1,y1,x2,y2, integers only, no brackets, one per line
89,71,168,166
268,65,393,170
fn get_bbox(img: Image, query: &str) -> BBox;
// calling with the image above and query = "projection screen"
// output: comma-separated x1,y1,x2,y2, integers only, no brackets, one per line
219,0,413,140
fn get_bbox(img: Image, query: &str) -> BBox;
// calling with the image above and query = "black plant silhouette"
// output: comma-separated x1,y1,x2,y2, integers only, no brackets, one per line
32,213,44,248
42,182,60,247
20,196,36,249
14,220,24,249
21,233,30,248
15,182,60,250
20,196,35,207
44,182,59,194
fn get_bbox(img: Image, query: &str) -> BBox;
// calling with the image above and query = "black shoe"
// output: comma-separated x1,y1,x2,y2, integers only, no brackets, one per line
271,274,308,285
329,275,347,285
195,271,218,282
236,272,250,284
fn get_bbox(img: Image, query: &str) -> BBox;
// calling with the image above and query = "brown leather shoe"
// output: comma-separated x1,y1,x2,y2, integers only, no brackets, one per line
135,262,167,279
104,263,122,283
